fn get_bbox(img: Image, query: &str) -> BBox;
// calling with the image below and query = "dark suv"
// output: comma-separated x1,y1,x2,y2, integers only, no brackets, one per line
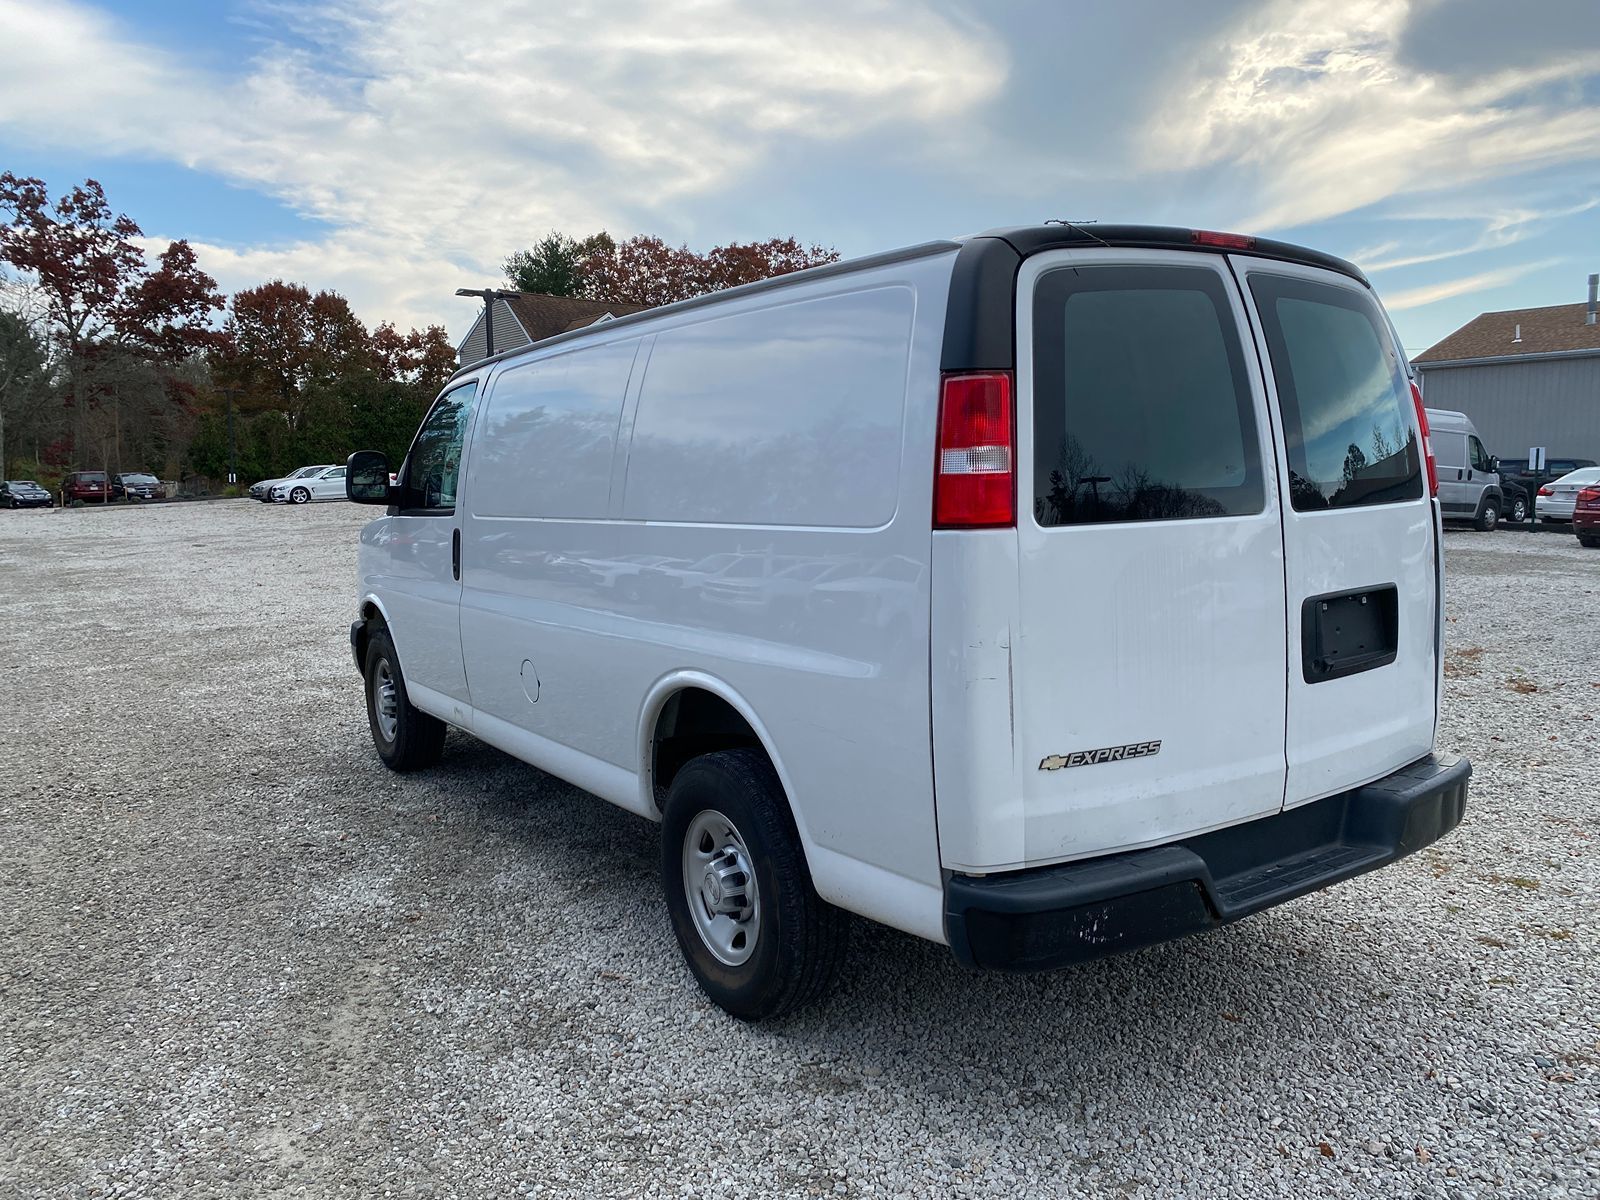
1498,456,1598,523
111,472,165,500
61,471,111,502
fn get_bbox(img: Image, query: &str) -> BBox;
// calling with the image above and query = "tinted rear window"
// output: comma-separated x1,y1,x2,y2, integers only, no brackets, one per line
1249,274,1421,511
1032,264,1264,526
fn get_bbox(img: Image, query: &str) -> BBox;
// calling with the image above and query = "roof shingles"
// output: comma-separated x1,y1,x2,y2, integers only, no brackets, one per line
1413,301,1600,364
502,293,649,342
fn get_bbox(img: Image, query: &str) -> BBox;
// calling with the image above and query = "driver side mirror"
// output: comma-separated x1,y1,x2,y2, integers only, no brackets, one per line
346,450,392,504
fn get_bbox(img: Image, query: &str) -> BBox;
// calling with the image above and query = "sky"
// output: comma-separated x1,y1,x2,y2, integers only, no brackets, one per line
0,0,1596,354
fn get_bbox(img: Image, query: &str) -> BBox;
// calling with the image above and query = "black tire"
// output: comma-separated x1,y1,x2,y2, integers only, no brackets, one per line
363,625,446,771
1509,495,1528,523
290,486,311,505
1579,536,1600,549
661,748,848,1020
1475,499,1499,532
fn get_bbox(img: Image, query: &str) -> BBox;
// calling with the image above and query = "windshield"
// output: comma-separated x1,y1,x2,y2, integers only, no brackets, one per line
122,473,157,484
7,480,39,488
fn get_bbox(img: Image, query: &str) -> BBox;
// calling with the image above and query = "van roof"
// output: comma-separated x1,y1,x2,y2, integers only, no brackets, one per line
970,224,1366,284
448,224,1367,385
1423,408,1472,431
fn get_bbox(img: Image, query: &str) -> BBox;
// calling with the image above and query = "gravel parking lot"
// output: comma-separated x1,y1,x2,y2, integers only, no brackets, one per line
1,502,1596,1199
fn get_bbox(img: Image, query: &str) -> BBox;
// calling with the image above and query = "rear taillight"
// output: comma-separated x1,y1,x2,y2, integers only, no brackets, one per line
1409,382,1437,497
935,371,1015,528
1538,485,1553,497
1577,486,1600,506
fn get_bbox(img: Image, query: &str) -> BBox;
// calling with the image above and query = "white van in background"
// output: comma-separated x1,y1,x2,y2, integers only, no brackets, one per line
1425,408,1503,530
344,224,1470,1020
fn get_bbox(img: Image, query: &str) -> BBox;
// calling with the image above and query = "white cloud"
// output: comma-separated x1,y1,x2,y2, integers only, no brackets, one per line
1381,258,1562,311
1146,0,1600,231
0,0,1005,334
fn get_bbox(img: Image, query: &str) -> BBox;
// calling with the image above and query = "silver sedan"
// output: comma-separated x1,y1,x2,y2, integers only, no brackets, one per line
1536,466,1600,521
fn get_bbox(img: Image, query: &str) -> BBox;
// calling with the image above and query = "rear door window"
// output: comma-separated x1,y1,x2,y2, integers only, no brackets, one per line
1031,264,1265,526
1249,274,1422,511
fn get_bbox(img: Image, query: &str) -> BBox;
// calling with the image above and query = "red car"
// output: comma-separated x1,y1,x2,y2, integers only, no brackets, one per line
61,471,111,502
1575,485,1600,548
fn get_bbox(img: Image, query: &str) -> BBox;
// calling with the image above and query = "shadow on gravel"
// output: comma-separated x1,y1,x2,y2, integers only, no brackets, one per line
412,732,1429,1125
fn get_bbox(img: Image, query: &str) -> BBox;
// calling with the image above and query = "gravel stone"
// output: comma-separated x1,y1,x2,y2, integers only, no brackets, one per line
1,505,1596,1198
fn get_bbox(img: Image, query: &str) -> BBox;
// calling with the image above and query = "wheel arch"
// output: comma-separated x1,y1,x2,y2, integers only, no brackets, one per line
636,672,813,845
353,594,394,667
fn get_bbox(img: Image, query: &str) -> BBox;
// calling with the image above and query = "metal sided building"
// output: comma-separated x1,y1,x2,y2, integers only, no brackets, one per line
1412,274,1600,461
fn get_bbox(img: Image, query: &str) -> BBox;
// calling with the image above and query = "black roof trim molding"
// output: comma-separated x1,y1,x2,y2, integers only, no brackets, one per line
941,237,1022,372
938,224,1368,374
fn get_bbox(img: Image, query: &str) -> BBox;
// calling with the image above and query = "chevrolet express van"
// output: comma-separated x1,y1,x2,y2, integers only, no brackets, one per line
345,225,1470,1019
1425,408,1503,530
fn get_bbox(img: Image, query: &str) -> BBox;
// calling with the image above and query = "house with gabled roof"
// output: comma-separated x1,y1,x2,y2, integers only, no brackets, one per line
1412,274,1600,459
457,292,649,366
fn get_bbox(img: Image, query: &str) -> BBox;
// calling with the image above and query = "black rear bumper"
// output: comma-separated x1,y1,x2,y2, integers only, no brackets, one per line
945,753,1469,972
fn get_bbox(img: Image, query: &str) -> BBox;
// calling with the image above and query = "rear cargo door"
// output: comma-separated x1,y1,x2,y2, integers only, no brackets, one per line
1010,249,1289,865
1232,258,1437,806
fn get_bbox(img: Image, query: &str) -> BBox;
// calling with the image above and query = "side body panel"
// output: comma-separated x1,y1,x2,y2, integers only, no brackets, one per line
453,253,958,940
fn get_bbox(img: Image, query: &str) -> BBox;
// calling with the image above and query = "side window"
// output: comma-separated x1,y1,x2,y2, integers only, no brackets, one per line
1249,273,1422,511
1032,263,1265,526
399,381,479,513
1468,437,1492,473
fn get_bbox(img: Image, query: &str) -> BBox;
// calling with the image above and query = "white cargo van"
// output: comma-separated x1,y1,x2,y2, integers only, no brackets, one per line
345,225,1470,1019
1425,408,1504,530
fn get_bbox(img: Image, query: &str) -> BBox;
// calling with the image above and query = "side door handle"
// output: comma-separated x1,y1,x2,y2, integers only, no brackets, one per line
451,527,461,581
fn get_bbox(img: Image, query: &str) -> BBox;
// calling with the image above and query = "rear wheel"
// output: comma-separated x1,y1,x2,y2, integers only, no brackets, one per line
661,749,847,1020
1508,495,1528,523
1579,536,1600,549
363,625,446,771
1475,499,1499,532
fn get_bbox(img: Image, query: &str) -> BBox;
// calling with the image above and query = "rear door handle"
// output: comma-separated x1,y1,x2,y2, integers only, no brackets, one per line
451,528,461,581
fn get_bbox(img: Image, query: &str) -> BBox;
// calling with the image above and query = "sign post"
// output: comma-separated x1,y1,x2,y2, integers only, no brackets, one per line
1528,446,1547,472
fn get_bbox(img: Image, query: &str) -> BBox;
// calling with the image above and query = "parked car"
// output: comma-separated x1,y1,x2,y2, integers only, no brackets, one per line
1425,409,1502,530
1499,455,1597,522
249,464,331,502
0,480,52,509
1536,466,1600,522
1574,485,1600,548
341,223,1470,1019
271,464,348,503
110,471,165,501
60,471,110,502
1497,478,1531,524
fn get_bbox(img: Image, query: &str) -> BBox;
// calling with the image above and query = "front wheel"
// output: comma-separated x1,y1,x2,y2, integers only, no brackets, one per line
661,749,848,1020
363,626,446,771
290,486,311,504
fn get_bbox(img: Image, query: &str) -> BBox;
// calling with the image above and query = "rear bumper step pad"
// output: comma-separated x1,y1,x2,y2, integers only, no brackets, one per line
944,752,1469,972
